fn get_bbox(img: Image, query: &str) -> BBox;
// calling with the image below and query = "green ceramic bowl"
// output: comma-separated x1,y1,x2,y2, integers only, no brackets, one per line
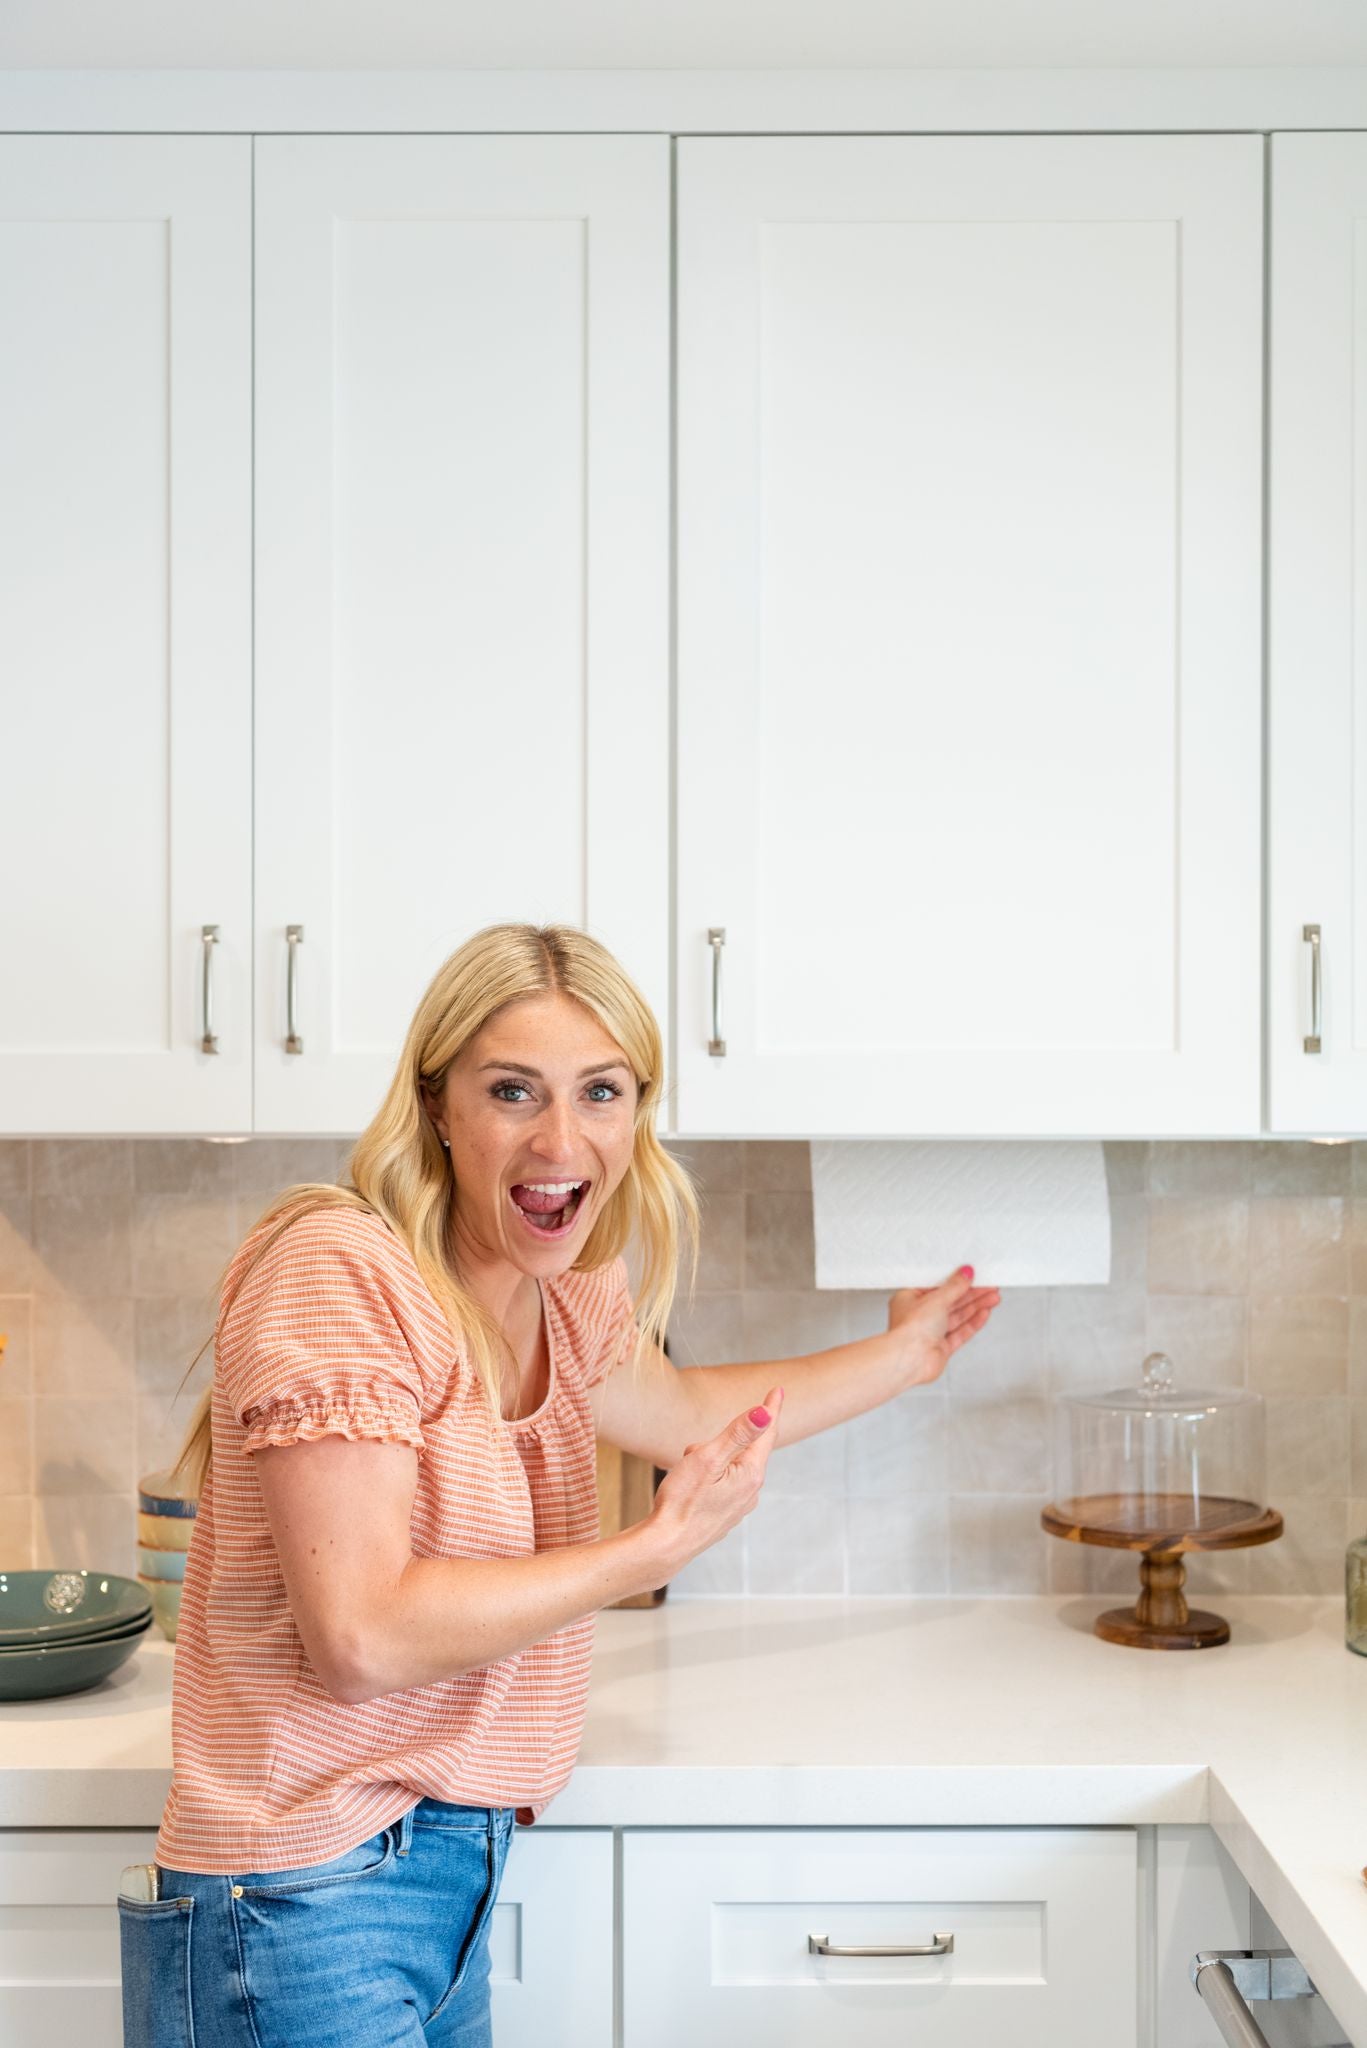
0,1570,151,1648
0,1610,152,1653
0,1618,151,1701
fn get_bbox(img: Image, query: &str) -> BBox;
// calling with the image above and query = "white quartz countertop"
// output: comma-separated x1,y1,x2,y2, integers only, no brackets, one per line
3,1596,1365,2039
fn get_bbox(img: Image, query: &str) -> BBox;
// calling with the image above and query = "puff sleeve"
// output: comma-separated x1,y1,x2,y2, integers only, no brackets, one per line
215,1209,427,1457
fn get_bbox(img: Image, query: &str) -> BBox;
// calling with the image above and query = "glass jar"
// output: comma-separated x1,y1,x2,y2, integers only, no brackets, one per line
1347,1532,1367,1656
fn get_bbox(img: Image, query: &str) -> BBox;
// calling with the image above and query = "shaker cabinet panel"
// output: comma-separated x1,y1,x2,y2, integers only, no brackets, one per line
622,1826,1138,2048
253,136,669,1135
1268,135,1367,1133
675,135,1263,1136
490,1828,614,2045
0,138,252,1135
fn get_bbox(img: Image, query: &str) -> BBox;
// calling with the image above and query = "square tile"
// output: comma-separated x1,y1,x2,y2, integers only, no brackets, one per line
949,1494,1051,1594
1248,1297,1348,1397
845,1391,947,1496
746,1494,844,1595
1249,1199,1347,1296
744,1192,815,1292
1149,1200,1250,1295
848,1494,949,1594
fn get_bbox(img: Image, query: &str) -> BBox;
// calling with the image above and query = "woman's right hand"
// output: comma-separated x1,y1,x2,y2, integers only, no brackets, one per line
647,1385,785,1571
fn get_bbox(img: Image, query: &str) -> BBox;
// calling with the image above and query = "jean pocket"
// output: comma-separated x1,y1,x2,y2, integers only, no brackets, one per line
118,1894,196,2048
232,1822,398,1899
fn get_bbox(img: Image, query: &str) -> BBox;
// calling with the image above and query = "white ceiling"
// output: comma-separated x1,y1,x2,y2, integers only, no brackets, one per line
3,0,1367,71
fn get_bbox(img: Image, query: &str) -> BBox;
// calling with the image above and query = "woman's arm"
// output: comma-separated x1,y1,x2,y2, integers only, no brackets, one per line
591,1268,1001,1468
253,1390,784,1706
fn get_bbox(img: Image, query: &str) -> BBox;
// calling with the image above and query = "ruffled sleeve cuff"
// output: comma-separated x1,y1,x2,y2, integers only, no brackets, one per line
240,1387,426,1457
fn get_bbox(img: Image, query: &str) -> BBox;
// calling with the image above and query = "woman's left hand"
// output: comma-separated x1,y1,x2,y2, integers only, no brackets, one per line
887,1266,1002,1388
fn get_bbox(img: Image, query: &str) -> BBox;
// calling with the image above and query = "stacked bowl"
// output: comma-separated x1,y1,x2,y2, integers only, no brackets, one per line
136,1468,197,1641
0,1570,152,1700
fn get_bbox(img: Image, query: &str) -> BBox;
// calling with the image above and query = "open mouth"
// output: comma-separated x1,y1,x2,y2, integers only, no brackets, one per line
507,1178,590,1241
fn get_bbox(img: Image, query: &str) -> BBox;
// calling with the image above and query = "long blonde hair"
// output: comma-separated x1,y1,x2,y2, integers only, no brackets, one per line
167,922,699,1501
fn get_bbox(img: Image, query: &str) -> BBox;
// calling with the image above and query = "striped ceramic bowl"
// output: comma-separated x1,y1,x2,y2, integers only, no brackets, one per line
136,1471,196,1639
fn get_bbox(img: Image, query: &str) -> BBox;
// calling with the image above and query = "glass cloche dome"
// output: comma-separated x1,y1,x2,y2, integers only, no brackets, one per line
1052,1351,1267,1541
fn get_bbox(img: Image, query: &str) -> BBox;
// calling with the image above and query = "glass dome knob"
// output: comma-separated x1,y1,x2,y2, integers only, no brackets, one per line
1141,1351,1175,1392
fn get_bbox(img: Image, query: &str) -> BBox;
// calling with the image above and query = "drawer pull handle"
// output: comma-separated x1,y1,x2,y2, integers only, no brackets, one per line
807,1931,954,1958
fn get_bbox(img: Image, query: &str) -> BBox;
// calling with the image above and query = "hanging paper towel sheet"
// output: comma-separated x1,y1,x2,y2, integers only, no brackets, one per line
810,1140,1111,1289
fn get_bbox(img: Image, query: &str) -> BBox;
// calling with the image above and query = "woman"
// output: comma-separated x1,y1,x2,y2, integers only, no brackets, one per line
119,921,999,2048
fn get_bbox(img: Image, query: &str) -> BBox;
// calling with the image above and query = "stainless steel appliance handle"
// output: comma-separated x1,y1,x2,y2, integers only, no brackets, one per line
707,927,726,1057
1191,1950,1322,2048
808,1931,954,1958
1304,922,1322,1053
285,924,304,1054
200,925,220,1055
1193,1961,1277,2048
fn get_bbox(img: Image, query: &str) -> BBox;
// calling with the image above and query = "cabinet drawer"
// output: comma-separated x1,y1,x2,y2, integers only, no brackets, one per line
623,1827,1137,2048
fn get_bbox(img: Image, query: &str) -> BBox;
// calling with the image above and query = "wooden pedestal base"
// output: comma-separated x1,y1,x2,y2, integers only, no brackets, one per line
1094,1552,1229,1650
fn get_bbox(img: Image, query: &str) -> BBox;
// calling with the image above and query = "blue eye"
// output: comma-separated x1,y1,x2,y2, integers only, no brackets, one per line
490,1081,531,1103
587,1081,622,1102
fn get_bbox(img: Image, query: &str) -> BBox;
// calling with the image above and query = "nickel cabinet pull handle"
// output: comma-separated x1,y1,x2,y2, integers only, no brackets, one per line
707,927,726,1057
807,1931,954,1958
200,925,220,1055
1303,924,1322,1054
285,925,304,1054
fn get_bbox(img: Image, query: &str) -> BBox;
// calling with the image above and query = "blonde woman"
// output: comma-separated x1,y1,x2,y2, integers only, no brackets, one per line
118,922,999,2048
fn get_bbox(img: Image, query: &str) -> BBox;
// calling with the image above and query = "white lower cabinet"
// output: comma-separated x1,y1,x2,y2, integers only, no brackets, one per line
491,1827,613,2043
622,1827,1138,2047
0,1824,610,2047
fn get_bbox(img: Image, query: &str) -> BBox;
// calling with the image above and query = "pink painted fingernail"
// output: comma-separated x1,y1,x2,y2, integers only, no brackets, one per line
961,1265,975,1280
748,1406,772,1428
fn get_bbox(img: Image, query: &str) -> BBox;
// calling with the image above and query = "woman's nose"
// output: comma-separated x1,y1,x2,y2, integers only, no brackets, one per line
531,1097,578,1158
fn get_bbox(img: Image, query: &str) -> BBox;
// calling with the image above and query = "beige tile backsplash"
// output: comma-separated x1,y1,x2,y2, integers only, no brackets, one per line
0,1136,1361,1601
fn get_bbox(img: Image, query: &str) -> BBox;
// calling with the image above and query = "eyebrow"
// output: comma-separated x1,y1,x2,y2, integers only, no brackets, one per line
477,1059,631,1080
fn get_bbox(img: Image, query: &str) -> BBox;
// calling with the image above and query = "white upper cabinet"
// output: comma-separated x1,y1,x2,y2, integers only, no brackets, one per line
253,137,669,1134
675,136,1263,1137
1268,136,1367,1134
0,139,252,1135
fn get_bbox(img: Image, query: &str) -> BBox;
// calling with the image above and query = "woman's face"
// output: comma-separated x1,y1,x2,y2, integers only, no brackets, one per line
424,991,639,1276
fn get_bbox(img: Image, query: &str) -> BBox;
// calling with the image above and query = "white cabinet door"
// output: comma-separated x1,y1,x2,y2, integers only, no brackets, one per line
1268,135,1367,1134
254,137,669,1135
491,1828,613,2045
622,1826,1137,2047
0,138,252,1136
676,136,1262,1137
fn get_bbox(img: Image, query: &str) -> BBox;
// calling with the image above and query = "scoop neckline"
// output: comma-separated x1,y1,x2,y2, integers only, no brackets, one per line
499,1277,559,1432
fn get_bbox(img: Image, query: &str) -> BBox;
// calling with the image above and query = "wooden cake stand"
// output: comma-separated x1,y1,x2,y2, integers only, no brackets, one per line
1040,1494,1283,1649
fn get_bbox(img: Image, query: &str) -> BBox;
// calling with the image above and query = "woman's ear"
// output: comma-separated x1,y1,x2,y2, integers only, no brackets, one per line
419,1081,447,1147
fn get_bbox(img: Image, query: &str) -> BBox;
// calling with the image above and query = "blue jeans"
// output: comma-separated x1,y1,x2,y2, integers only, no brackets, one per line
118,1798,516,2047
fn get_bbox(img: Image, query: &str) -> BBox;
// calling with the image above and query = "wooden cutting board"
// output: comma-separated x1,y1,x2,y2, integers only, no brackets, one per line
595,1441,668,1608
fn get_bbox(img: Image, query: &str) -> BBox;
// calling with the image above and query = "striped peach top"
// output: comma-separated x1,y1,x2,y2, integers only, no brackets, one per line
154,1203,637,1876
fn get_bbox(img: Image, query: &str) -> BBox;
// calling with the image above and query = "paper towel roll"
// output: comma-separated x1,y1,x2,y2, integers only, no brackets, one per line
810,1140,1111,1289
